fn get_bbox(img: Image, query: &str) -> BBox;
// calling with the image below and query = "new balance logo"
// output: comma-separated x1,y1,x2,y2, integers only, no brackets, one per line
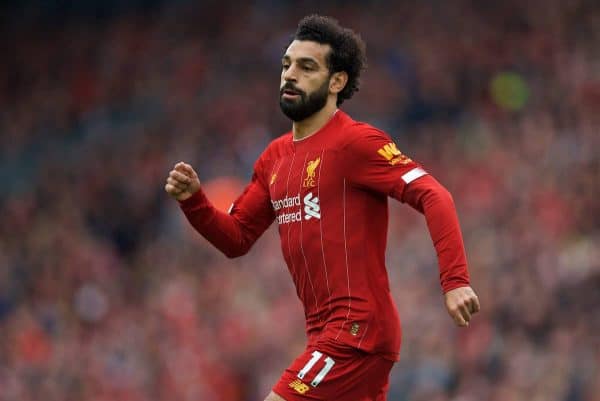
304,192,320,220
289,379,310,394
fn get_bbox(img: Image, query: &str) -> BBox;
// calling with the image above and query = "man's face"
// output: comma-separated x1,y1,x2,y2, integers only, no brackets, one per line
279,40,332,122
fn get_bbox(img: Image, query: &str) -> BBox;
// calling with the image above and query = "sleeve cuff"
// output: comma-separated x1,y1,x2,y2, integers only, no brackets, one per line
442,279,471,294
178,189,209,212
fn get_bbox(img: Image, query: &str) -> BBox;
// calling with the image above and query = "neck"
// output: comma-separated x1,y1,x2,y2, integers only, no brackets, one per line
292,99,338,141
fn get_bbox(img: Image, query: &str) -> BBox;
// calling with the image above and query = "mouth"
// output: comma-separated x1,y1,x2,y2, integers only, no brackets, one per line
281,87,302,100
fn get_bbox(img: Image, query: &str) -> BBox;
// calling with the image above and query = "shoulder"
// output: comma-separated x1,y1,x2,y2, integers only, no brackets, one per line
337,113,394,154
336,113,414,167
270,131,293,149
254,132,292,169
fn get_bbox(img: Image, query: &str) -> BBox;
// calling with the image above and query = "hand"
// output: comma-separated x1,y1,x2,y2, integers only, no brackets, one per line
164,162,201,201
444,286,480,327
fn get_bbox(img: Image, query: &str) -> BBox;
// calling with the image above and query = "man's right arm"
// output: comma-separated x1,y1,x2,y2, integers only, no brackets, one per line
166,161,275,258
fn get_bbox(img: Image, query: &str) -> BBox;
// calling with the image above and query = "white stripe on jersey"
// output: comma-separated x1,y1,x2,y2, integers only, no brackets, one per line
299,153,321,318
317,149,332,315
336,178,352,339
285,153,297,277
357,322,369,349
401,167,427,184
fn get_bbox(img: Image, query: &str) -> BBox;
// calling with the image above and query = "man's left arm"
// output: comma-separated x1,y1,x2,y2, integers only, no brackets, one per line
393,175,480,327
345,127,480,327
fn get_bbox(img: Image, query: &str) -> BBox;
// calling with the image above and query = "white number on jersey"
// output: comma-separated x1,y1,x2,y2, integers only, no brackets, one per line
297,350,336,387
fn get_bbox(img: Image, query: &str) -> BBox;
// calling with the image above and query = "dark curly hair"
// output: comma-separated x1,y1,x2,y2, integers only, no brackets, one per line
291,15,367,106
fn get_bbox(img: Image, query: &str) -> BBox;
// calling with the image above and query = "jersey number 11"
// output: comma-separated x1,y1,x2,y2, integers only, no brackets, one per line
297,351,336,387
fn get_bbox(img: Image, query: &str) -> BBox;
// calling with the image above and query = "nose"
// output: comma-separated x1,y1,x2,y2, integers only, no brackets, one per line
282,63,297,83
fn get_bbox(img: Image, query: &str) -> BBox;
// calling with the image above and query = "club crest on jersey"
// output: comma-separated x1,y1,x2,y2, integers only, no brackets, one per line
350,322,360,336
303,157,320,188
377,142,412,165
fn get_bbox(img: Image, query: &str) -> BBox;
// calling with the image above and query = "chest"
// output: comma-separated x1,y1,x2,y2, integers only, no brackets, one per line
267,150,345,224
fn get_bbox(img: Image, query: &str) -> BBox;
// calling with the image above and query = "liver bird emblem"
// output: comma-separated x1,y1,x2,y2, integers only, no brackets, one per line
303,157,320,188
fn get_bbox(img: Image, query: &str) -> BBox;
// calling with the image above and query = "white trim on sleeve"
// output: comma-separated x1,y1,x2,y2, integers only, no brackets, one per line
401,167,427,184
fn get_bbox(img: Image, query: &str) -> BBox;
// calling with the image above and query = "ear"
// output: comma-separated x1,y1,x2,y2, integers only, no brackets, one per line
329,71,348,95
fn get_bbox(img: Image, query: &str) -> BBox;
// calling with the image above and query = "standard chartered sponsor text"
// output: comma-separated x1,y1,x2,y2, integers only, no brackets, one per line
278,210,302,224
272,194,301,225
273,194,300,225
272,193,321,224
271,194,301,211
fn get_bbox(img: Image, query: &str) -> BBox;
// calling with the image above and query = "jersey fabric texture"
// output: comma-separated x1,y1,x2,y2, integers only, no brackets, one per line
179,110,470,362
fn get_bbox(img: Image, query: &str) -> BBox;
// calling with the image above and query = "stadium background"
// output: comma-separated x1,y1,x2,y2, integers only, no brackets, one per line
0,0,599,400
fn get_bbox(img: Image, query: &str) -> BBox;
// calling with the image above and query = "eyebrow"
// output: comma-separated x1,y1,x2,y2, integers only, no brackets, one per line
282,55,320,67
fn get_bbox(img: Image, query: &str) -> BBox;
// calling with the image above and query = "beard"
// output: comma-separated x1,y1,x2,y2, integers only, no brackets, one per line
279,78,329,122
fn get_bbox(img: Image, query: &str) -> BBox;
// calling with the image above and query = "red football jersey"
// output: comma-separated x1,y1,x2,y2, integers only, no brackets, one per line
180,110,470,361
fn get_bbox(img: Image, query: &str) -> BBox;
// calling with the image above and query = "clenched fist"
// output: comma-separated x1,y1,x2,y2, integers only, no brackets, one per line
164,162,201,201
444,286,480,327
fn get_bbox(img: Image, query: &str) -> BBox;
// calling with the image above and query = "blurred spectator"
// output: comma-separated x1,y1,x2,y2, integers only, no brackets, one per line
0,0,598,400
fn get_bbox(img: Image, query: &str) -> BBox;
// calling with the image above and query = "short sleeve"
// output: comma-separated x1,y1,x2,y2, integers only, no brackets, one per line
345,127,427,198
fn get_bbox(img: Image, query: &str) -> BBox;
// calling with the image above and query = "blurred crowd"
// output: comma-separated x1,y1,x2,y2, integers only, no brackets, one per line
1,0,599,400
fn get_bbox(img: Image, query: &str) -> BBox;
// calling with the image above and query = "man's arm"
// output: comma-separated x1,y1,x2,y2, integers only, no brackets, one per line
393,175,480,326
345,127,480,327
165,162,275,258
